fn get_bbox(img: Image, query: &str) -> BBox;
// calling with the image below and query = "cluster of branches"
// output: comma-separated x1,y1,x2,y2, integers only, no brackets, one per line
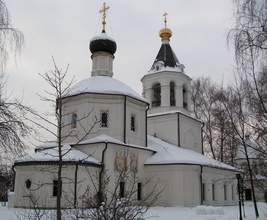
228,0,267,147
0,0,24,71
0,165,13,203
191,77,239,165
0,72,32,166
15,167,161,220
0,1,32,202
72,168,161,220
192,0,267,217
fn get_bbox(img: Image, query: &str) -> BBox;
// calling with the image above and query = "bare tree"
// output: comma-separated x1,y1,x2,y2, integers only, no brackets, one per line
228,1,267,217
0,0,24,71
70,167,162,220
191,77,238,165
228,0,267,147
0,72,32,166
21,58,99,220
0,0,28,165
218,80,260,218
0,165,12,205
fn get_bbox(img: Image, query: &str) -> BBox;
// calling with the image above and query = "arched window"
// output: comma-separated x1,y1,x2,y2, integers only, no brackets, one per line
152,83,161,107
25,179,31,189
170,82,175,106
71,113,77,129
183,85,188,109
100,110,109,128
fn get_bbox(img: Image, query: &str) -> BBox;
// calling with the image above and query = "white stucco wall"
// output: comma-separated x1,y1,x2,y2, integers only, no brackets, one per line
144,164,201,207
179,114,203,153
147,114,178,145
14,164,100,208
144,164,238,207
147,113,203,153
202,167,238,206
62,93,147,147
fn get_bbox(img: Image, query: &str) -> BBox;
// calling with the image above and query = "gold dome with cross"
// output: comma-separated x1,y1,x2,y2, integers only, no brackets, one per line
159,12,172,40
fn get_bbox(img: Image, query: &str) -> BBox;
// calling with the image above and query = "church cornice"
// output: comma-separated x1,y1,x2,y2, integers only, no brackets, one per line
14,160,101,167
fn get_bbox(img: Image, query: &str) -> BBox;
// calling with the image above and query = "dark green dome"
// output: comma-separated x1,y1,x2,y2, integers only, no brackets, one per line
89,31,117,55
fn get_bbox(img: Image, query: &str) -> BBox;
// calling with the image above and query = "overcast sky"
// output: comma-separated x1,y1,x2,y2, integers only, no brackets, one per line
5,0,235,145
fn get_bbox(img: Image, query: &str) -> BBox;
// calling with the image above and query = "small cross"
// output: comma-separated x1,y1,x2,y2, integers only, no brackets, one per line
163,12,168,27
100,2,110,31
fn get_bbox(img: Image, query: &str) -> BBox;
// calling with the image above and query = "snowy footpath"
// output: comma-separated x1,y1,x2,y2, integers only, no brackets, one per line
1,202,266,219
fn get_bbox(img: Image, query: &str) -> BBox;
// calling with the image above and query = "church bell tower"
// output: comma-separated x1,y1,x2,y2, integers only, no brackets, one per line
141,13,192,116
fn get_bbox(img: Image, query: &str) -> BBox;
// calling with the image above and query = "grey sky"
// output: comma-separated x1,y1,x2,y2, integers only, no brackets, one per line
5,0,235,146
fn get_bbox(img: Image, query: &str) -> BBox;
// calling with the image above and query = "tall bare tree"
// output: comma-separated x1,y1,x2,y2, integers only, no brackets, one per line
191,77,238,165
0,0,24,71
23,58,98,220
228,1,267,217
218,80,260,218
0,1,30,205
0,73,31,166
228,0,267,145
0,0,28,164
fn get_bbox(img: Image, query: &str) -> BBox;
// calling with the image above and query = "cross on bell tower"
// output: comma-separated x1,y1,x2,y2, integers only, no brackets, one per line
99,2,110,32
163,12,168,27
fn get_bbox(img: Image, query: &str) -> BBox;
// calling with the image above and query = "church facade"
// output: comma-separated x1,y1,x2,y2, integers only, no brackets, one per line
13,7,239,208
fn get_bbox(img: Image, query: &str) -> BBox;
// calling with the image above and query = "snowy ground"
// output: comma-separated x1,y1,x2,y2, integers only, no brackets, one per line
1,202,266,219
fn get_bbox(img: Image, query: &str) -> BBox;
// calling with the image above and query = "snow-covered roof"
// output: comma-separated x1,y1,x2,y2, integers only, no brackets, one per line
63,76,148,103
78,134,154,152
79,134,125,145
90,32,115,42
15,144,101,165
35,141,58,151
145,136,237,171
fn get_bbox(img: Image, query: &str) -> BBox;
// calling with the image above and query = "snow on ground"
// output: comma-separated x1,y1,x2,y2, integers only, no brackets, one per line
0,202,266,219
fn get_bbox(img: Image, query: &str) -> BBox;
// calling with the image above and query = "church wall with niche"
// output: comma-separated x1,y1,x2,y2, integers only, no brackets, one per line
179,114,203,153
147,114,179,146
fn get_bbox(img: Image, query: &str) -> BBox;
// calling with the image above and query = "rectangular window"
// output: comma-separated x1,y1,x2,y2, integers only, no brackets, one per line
100,110,109,128
245,189,252,201
53,180,62,197
71,113,77,129
232,185,235,200
224,185,227,201
137,182,142,200
202,183,205,201
119,181,125,198
130,114,136,132
212,184,216,201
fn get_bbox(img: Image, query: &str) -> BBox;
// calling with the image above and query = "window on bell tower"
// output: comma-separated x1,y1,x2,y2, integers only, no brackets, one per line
183,84,188,109
152,83,161,107
100,110,109,128
170,82,175,106
130,114,136,132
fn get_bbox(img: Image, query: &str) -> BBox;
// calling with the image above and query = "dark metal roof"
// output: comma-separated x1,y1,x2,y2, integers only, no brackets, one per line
150,43,179,70
89,31,117,55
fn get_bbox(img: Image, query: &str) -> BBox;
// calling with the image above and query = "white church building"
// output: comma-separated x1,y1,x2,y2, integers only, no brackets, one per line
13,6,239,208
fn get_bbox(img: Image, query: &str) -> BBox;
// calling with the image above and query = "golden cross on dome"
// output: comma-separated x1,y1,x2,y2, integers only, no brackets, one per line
99,2,110,31
163,12,168,27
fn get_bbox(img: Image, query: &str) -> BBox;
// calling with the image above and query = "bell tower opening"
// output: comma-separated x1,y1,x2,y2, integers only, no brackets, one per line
170,81,175,106
152,83,161,107
183,84,189,109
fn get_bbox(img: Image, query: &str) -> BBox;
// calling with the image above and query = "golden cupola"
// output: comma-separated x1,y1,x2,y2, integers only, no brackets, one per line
159,12,172,40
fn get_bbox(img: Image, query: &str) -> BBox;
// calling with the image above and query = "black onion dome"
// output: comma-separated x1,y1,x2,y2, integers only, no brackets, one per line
89,31,117,55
